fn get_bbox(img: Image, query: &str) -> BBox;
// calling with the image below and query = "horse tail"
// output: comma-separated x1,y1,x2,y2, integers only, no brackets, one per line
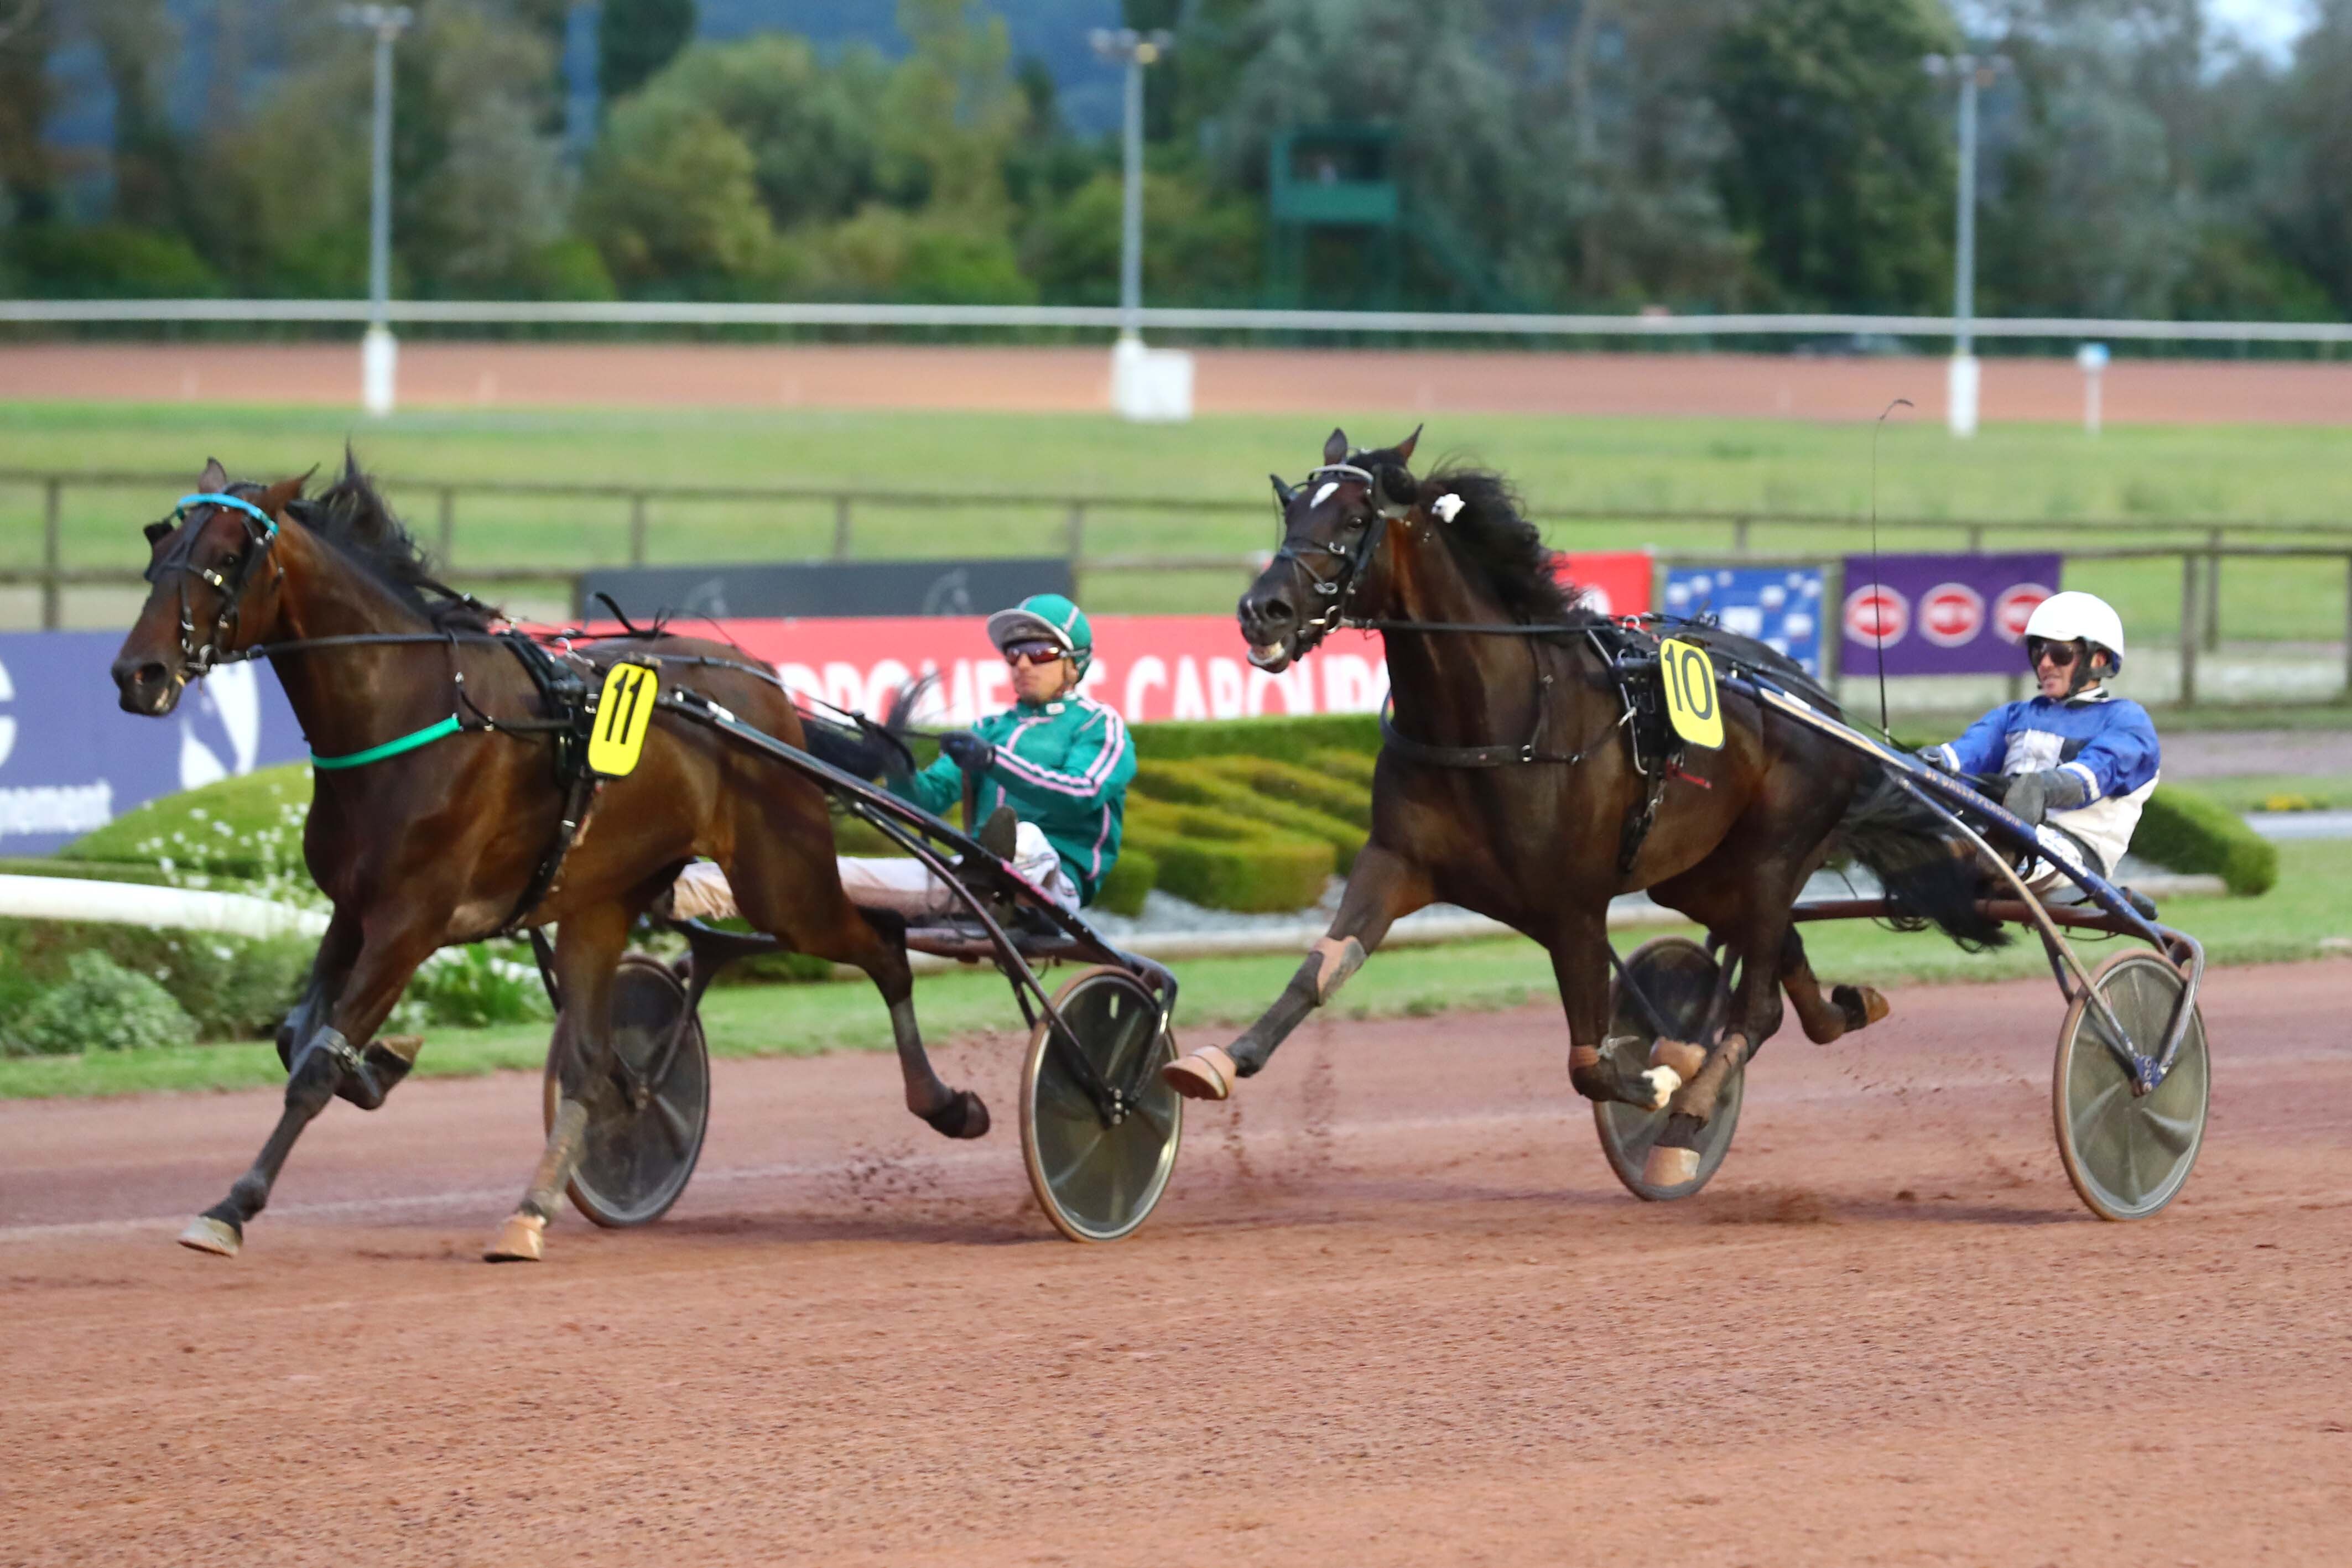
1828,771,2009,951
796,673,933,784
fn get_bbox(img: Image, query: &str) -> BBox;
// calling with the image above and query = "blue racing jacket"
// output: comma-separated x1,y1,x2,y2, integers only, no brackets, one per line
1932,687,2161,874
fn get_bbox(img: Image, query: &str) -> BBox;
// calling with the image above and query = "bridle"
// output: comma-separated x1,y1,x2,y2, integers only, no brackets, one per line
144,490,284,677
1264,461,1412,655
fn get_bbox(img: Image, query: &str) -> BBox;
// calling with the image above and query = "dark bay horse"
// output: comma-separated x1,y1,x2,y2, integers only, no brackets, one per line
1163,429,1996,1186
112,459,987,1262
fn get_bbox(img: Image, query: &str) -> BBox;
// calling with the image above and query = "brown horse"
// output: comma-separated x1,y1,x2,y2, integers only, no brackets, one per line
111,458,986,1262
1164,429,1996,1185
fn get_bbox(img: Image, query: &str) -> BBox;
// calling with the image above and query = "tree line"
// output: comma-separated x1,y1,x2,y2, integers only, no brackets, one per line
3,0,2349,322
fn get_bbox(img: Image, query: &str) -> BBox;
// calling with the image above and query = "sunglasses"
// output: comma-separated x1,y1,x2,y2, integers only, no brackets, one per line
1004,641,1067,667
2027,638,2078,668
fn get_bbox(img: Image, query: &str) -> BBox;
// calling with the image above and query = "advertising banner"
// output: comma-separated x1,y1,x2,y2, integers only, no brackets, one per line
0,633,307,856
1661,566,1826,676
715,551,1651,727
1838,553,2059,678
580,557,1074,622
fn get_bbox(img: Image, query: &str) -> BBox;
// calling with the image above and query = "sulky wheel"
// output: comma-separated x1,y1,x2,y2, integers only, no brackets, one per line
2053,950,2209,1221
541,952,711,1228
1021,965,1183,1243
1592,936,1745,1201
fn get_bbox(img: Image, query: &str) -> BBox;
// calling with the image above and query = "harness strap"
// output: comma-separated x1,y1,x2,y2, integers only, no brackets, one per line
311,713,462,770
1377,707,1599,768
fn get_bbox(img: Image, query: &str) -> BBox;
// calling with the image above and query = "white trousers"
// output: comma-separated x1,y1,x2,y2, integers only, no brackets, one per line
669,821,1078,922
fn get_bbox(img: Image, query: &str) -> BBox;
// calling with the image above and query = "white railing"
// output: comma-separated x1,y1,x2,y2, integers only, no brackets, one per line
6,298,2352,343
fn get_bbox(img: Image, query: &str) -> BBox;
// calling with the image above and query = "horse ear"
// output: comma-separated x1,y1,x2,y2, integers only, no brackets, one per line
1269,473,1298,507
257,473,306,522
143,520,173,545
1323,428,1349,465
1393,425,1421,462
199,457,228,492
1377,464,1417,510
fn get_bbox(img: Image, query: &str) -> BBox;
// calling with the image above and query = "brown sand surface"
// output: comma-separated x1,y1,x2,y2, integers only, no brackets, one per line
3,958,2349,1564
7,340,2352,422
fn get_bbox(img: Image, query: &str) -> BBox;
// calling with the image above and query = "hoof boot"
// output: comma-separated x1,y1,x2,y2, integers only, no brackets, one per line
1162,1045,1238,1102
483,1212,546,1263
1833,984,1890,1033
1643,1144,1701,1188
1648,1038,1708,1083
178,1215,241,1257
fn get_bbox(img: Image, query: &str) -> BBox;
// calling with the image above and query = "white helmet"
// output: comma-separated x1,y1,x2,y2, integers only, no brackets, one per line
2024,590,2125,673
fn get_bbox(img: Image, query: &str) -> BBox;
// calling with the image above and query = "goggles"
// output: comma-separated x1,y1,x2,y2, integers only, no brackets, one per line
1003,640,1068,667
2026,637,2079,669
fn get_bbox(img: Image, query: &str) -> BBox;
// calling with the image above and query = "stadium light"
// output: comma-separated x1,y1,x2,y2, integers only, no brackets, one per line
341,4,413,416
1090,28,1188,420
1924,51,2010,439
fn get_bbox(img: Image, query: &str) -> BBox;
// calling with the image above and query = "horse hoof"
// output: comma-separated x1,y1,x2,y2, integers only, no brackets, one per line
922,1090,991,1140
1833,984,1890,1032
1162,1045,1237,1102
482,1213,545,1263
1648,1038,1708,1082
1637,1065,1684,1111
177,1216,241,1257
1643,1144,1701,1187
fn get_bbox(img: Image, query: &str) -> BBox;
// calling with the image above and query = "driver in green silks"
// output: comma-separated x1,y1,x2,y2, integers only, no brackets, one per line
669,594,1136,919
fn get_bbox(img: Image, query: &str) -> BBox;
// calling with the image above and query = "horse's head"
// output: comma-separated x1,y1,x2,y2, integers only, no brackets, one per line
113,459,304,716
1238,425,1420,672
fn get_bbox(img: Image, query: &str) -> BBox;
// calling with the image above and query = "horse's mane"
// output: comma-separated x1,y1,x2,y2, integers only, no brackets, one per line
278,453,495,632
1408,464,1590,630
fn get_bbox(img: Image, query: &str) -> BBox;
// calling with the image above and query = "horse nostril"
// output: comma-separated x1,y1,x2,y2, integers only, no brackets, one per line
1259,595,1294,627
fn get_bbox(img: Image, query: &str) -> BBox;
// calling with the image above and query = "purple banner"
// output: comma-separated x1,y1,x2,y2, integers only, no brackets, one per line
0,633,308,857
1839,553,2060,677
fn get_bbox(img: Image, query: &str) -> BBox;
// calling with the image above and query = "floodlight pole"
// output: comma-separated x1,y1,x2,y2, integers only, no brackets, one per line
1090,28,1173,347
344,4,413,416
1924,51,2008,439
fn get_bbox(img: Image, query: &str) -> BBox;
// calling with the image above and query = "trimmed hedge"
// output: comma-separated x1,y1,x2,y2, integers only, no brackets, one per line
1201,756,1374,830
2135,784,2277,897
1125,800,1334,912
1131,712,1378,762
1305,748,1381,792
1132,759,1364,870
1094,846,1155,916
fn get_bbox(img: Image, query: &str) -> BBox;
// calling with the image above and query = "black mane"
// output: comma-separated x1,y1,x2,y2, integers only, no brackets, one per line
1410,465,1588,629
278,454,494,631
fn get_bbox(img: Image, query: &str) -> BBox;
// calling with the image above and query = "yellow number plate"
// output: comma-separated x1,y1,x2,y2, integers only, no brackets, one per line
587,663,660,777
1658,638,1724,750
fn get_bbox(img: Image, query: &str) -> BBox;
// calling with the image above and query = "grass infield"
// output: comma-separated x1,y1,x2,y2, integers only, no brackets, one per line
4,837,2344,1102
4,402,2350,641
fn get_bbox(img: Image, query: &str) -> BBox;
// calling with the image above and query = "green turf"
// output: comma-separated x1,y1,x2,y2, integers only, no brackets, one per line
6,402,2350,639
7,837,2345,1100
2183,773,2348,812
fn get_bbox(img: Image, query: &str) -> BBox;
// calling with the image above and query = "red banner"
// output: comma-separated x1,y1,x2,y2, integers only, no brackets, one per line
701,551,1649,727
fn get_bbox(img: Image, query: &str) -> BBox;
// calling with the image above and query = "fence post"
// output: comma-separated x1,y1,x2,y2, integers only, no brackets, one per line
628,493,647,566
1065,500,1085,558
40,478,61,631
1733,514,1751,553
2177,552,2199,707
437,487,456,567
2202,529,2221,652
1966,524,1985,553
832,495,853,560
2344,553,2352,701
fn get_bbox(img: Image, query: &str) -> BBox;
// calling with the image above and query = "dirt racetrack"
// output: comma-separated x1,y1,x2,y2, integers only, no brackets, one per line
12,339,2352,423
5,959,2349,1566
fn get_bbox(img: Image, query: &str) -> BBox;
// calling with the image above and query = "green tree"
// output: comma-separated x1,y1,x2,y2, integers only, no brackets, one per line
599,0,695,102
0,0,55,228
1022,166,1259,306
1709,0,1958,310
576,96,778,289
2265,0,2352,315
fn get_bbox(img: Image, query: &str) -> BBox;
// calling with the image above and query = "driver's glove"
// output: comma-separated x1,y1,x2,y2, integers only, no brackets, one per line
1914,746,1953,772
939,730,997,775
2004,767,2089,827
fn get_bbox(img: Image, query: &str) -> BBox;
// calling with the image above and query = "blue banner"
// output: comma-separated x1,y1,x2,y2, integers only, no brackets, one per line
1662,566,1827,677
0,634,308,857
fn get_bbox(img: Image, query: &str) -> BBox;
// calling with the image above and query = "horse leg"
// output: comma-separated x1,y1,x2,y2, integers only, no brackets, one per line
1164,841,1432,1100
485,903,633,1262
179,912,443,1258
1777,928,1888,1044
731,849,988,1140
1553,906,1684,1111
1647,895,1801,1185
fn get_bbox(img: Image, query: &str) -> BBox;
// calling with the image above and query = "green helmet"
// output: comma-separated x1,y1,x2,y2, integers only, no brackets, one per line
986,593,1093,675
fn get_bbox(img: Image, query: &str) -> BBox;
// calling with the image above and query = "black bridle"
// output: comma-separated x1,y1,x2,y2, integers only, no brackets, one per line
144,490,286,678
1261,461,1413,658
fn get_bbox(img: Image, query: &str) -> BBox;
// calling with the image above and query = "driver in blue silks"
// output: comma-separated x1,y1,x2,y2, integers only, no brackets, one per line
1919,591,2160,886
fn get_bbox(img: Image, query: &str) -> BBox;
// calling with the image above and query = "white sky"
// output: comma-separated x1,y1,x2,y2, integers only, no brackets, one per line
2204,0,2312,61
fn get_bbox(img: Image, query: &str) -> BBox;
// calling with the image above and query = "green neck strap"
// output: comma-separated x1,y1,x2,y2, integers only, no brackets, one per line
311,713,463,771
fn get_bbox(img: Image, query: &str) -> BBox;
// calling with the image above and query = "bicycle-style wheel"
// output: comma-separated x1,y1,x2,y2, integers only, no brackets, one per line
1592,937,1745,1201
542,954,711,1228
1020,966,1183,1243
2053,951,2209,1221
